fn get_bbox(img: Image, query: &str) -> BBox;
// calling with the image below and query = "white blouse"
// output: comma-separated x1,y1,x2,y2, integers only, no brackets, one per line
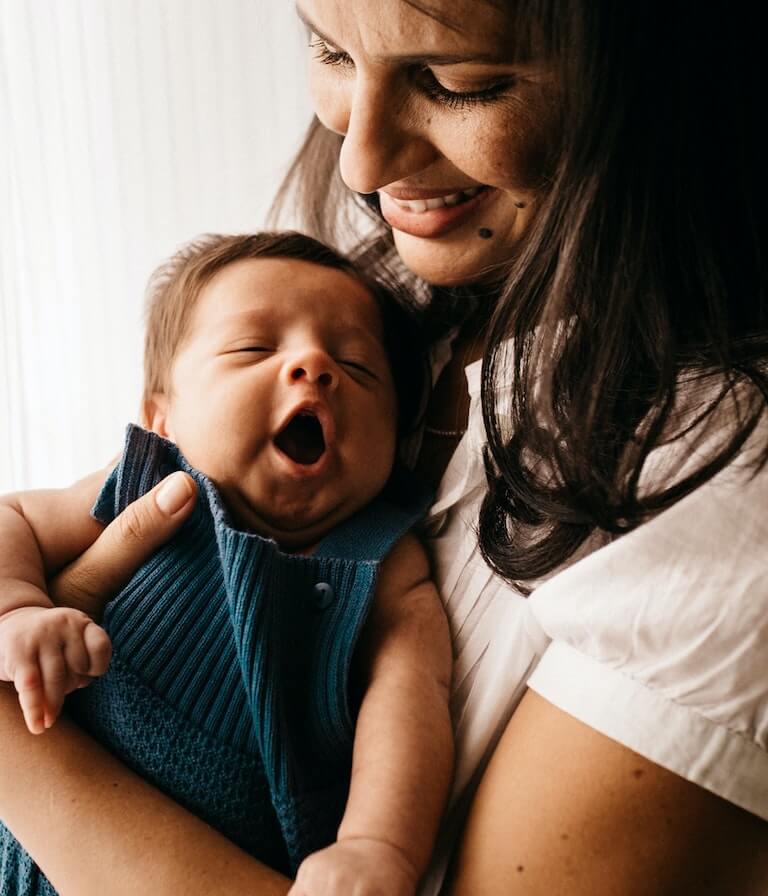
419,358,768,895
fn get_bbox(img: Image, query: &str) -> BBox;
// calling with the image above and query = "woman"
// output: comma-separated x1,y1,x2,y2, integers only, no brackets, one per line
1,0,767,893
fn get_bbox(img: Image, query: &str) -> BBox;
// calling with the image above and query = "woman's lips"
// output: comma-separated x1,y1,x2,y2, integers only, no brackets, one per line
378,186,494,238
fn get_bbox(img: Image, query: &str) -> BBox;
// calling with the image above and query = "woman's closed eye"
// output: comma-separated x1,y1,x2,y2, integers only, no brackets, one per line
415,68,516,111
309,34,514,111
310,36,350,68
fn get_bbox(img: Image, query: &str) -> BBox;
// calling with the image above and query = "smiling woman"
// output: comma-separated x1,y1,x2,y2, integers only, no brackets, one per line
1,0,767,894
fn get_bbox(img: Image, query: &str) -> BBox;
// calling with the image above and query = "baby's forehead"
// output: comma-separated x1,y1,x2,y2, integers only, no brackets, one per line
197,257,387,344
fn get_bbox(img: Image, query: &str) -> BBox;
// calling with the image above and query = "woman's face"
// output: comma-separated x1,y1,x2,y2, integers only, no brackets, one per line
300,0,557,286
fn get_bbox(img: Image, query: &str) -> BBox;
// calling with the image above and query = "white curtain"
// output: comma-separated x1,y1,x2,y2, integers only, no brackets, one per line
0,0,312,491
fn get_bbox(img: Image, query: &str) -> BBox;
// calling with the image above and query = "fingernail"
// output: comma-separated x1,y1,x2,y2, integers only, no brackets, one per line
155,472,192,516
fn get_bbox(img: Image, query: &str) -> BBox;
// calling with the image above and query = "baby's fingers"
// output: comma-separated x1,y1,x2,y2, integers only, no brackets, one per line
61,622,111,679
14,662,46,735
38,644,69,729
82,622,111,676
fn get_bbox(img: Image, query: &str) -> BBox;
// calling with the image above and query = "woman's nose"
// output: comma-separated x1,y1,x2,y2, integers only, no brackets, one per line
283,348,339,390
338,76,439,195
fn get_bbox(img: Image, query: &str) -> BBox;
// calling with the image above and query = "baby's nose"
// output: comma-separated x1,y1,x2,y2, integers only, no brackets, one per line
285,349,338,389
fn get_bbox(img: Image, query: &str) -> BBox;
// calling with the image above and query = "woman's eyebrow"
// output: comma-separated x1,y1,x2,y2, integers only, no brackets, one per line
295,5,332,42
295,3,509,65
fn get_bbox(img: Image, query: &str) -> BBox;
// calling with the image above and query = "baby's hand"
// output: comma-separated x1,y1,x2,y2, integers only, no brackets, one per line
0,606,111,734
289,838,419,896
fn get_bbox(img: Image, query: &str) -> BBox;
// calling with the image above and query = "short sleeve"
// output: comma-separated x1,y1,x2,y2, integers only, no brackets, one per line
527,428,768,820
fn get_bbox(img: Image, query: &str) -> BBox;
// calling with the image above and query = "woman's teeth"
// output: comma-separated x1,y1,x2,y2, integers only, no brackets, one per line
391,186,485,214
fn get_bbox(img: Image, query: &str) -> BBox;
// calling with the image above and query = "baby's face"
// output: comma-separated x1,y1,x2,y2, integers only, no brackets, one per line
152,257,398,548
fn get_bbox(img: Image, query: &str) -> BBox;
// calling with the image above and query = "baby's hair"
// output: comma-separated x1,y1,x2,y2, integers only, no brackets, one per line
143,231,427,434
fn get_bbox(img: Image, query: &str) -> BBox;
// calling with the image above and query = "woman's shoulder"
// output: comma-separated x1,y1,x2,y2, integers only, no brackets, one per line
526,402,768,820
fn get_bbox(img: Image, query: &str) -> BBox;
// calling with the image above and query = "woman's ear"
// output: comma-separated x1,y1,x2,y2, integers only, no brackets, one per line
141,393,173,438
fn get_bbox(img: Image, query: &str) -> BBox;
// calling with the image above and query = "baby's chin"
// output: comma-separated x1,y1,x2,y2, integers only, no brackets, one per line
219,484,346,552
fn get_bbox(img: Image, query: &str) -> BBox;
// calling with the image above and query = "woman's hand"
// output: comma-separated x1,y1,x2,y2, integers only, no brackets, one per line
48,471,197,620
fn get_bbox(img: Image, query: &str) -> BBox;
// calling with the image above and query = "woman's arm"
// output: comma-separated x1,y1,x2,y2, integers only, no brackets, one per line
0,478,290,894
449,689,768,895
0,685,290,895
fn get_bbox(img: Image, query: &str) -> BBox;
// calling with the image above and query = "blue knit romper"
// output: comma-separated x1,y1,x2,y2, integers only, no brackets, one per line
0,425,432,895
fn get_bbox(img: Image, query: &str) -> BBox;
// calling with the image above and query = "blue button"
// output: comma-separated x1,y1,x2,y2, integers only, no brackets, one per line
313,582,335,609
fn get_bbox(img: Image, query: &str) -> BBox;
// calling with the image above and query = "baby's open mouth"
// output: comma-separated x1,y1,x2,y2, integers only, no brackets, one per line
274,411,326,466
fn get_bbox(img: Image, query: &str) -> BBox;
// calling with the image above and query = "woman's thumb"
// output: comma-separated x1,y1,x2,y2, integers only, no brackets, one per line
49,472,197,617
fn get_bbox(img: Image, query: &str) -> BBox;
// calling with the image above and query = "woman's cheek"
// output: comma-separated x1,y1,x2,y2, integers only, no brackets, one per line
450,93,556,194
309,69,349,135
500,93,559,190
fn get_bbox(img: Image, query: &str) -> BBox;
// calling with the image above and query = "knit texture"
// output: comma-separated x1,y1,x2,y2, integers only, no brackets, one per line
0,425,432,895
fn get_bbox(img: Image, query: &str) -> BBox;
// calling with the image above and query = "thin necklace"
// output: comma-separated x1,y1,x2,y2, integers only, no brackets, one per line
424,424,467,438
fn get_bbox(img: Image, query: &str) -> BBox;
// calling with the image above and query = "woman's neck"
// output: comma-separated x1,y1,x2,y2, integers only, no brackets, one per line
416,316,489,487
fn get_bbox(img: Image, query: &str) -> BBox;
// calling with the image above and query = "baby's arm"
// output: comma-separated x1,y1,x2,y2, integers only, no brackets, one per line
291,533,454,896
0,469,113,733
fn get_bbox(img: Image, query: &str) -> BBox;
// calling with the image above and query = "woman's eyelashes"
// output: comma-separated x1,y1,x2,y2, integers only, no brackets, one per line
309,36,512,110
309,36,350,68
416,70,514,110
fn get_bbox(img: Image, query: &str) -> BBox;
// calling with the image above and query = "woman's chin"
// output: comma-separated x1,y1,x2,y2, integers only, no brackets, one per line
391,229,512,288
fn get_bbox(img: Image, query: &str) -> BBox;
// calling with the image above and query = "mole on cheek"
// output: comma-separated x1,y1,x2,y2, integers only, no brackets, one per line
478,227,494,239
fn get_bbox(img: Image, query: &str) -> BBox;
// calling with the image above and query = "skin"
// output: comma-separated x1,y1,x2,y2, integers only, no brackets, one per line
300,0,556,287
0,259,401,730
0,1,766,893
146,258,398,549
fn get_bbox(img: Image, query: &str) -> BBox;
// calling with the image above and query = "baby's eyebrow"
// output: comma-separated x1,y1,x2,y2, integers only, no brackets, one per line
215,309,273,330
335,322,382,343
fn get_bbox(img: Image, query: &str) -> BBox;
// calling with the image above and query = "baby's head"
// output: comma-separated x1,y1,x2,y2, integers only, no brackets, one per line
142,232,425,548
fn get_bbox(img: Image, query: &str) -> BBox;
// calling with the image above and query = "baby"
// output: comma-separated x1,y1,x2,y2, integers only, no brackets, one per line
0,232,453,896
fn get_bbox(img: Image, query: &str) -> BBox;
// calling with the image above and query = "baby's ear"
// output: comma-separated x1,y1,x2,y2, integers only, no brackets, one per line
142,393,173,438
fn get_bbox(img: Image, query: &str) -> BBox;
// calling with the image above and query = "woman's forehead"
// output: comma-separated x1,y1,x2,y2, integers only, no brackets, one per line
299,0,514,56
401,0,508,34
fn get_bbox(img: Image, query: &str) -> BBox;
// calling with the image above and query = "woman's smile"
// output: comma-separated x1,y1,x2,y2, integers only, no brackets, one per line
378,185,495,238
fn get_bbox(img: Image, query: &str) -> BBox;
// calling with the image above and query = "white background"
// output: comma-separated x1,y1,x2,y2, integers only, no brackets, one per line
0,0,312,491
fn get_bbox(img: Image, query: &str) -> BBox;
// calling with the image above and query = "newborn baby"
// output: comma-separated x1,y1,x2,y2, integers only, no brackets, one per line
0,232,453,896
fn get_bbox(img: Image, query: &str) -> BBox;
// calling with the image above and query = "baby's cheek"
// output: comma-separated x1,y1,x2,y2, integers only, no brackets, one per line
169,407,231,477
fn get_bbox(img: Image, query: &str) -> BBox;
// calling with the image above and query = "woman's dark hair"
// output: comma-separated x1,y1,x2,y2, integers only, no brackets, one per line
272,1,768,588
